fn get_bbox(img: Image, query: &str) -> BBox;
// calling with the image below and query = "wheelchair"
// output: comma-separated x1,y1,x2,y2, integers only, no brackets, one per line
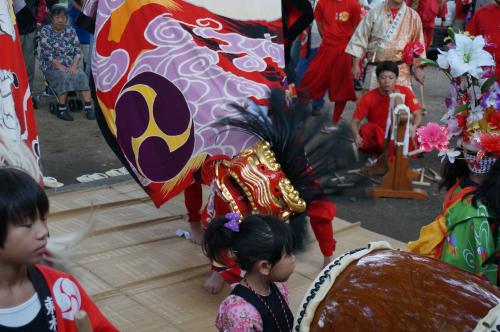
33,79,84,114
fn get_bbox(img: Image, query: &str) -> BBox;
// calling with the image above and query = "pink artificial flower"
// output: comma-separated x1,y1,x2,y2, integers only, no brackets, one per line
417,123,450,152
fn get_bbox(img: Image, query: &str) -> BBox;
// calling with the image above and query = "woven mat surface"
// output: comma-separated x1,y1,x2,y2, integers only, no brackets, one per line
47,181,405,331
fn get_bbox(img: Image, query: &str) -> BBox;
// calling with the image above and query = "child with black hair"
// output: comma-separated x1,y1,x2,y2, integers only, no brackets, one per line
204,213,295,332
406,30,500,285
0,168,117,331
409,156,500,285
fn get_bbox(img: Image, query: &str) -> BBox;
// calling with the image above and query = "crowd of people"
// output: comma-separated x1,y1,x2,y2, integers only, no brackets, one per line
1,0,499,331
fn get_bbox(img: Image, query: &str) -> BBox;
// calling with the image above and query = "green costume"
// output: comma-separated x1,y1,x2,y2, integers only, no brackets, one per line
408,180,500,285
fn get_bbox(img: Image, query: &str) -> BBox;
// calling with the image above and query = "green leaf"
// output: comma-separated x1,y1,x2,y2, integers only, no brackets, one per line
454,103,468,115
481,75,498,94
447,27,455,43
421,58,439,67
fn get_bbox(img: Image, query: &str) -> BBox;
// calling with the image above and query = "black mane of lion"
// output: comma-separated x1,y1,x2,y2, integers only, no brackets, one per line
217,90,358,249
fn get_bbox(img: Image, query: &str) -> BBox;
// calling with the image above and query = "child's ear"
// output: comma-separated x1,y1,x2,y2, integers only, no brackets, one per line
256,260,272,276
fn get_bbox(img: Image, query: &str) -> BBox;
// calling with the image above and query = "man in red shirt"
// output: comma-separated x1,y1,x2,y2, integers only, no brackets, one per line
466,0,500,82
351,61,423,157
299,0,362,130
407,0,447,49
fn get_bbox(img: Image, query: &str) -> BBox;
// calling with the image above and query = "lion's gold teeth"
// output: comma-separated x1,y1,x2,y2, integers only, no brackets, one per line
255,141,280,171
279,178,306,213
215,140,307,220
216,162,242,215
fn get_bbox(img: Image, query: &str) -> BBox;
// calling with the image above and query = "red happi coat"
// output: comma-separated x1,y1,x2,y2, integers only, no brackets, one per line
0,0,41,180
35,264,118,332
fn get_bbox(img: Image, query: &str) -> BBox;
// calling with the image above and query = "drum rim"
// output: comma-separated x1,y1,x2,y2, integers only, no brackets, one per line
293,241,394,332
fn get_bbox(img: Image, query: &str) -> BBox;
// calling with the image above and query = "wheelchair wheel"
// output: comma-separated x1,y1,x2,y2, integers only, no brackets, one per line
68,99,76,112
49,103,57,115
76,99,84,111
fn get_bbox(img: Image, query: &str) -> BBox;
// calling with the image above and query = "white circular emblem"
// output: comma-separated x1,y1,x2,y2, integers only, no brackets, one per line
52,278,82,320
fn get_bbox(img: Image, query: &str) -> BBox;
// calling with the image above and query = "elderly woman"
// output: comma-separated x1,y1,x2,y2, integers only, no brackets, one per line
39,5,94,121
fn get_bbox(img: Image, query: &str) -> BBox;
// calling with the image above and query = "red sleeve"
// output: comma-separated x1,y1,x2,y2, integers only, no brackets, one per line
466,10,480,35
350,0,362,28
314,0,325,24
401,87,421,113
69,275,119,332
353,92,371,120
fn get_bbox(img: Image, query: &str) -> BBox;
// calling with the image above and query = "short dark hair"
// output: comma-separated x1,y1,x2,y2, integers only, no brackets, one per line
203,214,295,271
440,154,500,219
0,168,49,247
50,4,68,18
376,61,399,78
439,155,470,191
473,159,500,219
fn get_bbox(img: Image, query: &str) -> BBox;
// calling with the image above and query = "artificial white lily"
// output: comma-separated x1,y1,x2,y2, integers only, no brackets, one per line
446,117,463,137
441,109,454,122
437,34,495,79
438,149,461,163
467,105,485,124
437,49,451,70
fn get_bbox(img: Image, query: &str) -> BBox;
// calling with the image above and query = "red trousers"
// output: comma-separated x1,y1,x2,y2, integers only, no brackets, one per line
184,182,203,222
423,26,434,50
308,200,337,257
299,40,356,102
359,122,385,156
358,121,421,158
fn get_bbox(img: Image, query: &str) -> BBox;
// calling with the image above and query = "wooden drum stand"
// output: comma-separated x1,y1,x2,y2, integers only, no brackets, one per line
367,95,428,200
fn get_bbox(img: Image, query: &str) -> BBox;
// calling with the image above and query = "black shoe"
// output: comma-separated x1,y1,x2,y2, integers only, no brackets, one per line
311,106,321,116
85,108,96,120
57,109,74,121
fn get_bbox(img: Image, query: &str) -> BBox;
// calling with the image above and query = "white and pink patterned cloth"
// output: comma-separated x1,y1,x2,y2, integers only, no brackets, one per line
215,283,289,332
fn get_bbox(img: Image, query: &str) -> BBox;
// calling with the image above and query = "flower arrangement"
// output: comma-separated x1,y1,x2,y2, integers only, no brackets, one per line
416,29,499,162
403,41,425,66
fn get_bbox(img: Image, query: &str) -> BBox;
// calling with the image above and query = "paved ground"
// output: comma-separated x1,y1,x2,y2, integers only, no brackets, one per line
33,66,448,244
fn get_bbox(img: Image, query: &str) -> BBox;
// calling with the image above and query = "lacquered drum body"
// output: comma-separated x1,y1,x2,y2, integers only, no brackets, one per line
295,242,500,332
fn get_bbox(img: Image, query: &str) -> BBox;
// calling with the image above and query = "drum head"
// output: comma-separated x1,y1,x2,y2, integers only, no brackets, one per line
295,242,500,332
